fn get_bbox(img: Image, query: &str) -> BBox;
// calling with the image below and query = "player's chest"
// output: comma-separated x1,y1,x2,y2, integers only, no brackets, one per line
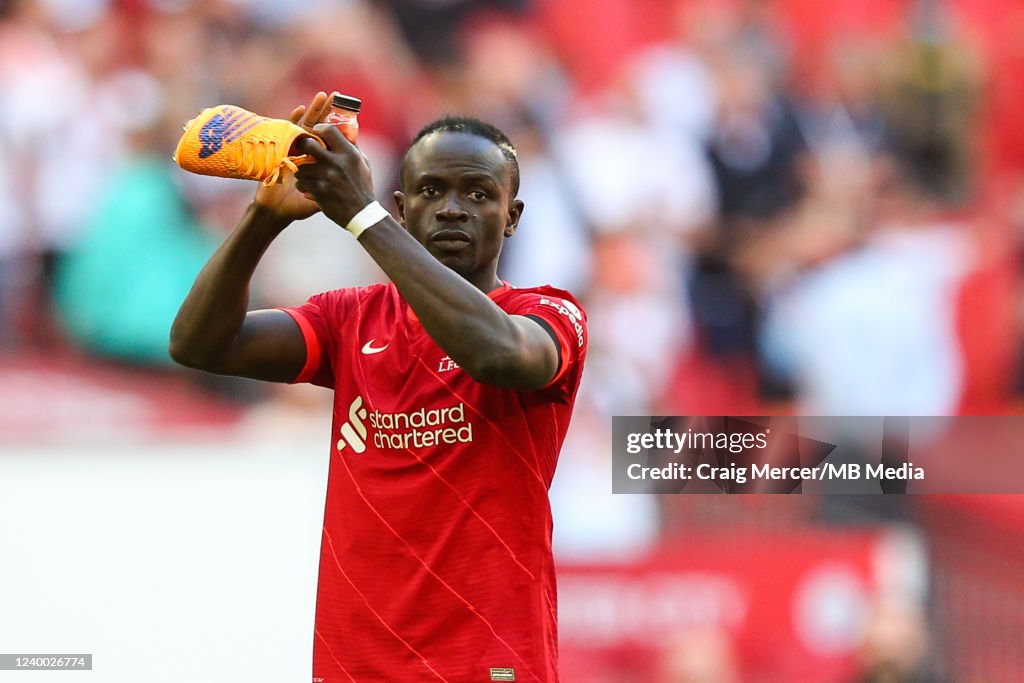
338,318,473,400
330,321,490,462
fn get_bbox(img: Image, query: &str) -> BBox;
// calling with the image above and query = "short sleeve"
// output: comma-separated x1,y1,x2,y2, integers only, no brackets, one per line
504,289,588,391
278,292,339,388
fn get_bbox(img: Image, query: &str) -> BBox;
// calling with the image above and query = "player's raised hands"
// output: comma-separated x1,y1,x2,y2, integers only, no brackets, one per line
293,123,376,230
252,91,333,222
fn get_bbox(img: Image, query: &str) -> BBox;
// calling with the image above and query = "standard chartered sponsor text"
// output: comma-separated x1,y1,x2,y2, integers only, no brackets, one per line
369,402,473,449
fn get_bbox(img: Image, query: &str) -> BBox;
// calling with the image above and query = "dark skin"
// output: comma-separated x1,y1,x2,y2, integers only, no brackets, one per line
170,92,560,390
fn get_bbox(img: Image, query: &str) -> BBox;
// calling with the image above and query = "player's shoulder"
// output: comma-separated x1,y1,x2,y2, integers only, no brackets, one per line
299,282,400,327
497,283,587,320
310,281,397,307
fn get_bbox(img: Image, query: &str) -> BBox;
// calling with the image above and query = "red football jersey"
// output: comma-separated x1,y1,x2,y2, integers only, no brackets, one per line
281,281,587,683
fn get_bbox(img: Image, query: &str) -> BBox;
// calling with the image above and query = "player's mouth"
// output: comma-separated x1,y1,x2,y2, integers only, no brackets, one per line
430,229,472,252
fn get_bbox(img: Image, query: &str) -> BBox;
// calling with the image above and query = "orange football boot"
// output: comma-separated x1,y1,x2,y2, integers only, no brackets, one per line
174,105,323,185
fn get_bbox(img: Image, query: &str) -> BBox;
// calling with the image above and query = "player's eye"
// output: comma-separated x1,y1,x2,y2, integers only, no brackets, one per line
420,186,439,197
468,190,487,201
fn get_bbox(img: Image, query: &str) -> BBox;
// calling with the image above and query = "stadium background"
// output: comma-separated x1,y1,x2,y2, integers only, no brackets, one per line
1,0,1023,680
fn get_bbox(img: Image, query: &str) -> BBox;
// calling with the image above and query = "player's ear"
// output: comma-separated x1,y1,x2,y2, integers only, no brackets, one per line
393,191,406,226
505,199,524,238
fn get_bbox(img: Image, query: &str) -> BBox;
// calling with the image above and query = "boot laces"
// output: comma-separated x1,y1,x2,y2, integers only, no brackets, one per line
237,136,298,185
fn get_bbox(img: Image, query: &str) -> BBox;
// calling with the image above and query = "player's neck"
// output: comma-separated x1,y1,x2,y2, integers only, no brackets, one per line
466,270,503,295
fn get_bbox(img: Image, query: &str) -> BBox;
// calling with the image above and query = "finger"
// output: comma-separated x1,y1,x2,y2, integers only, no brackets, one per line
294,159,329,182
288,105,305,124
299,91,329,129
294,136,332,162
310,91,334,125
293,173,327,196
311,123,357,153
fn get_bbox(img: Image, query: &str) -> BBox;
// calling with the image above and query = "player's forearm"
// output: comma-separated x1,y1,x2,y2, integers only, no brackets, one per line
358,219,544,385
169,203,289,368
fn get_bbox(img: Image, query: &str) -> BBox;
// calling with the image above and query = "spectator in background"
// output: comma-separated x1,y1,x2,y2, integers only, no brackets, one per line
877,0,981,207
700,4,805,222
851,596,948,683
643,3,808,414
555,78,715,415
758,141,973,415
691,39,807,363
497,115,591,295
0,0,128,348
376,0,529,66
54,138,219,367
757,1,984,416
46,2,230,367
0,0,36,349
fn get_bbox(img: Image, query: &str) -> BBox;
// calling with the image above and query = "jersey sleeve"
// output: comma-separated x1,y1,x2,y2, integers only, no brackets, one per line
504,289,588,391
278,291,342,389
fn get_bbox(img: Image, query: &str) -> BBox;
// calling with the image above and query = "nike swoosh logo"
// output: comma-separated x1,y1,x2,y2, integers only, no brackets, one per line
361,339,389,355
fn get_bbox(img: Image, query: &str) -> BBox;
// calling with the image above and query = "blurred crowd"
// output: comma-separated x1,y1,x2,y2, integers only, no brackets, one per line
2,0,1022,410
3,0,1024,680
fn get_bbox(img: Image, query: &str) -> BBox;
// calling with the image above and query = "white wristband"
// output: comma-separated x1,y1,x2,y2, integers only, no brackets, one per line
345,201,390,238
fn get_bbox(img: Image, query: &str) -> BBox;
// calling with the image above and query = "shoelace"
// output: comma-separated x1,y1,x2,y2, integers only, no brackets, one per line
264,155,299,186
237,136,299,186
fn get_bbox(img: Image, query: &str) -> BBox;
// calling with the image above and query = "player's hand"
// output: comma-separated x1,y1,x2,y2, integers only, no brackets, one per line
293,124,376,229
252,91,332,222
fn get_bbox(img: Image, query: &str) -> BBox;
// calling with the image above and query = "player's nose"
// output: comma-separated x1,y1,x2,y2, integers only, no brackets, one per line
435,193,469,222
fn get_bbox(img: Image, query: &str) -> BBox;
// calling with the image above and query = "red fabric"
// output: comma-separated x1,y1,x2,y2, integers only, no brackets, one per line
953,221,1019,415
279,307,323,385
953,260,1018,414
286,282,587,682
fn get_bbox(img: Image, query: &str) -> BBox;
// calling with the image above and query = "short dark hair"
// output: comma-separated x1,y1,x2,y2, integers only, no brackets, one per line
404,116,520,196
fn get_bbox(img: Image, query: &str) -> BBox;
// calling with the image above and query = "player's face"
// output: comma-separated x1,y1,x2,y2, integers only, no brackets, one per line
395,132,523,289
